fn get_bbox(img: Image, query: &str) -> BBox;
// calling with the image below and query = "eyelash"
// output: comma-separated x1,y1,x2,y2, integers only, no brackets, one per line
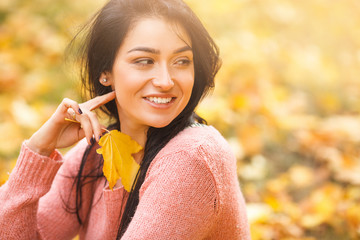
133,58,192,67
134,58,154,66
175,58,192,66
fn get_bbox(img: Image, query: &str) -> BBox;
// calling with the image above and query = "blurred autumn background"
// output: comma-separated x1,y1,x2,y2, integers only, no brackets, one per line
1,0,360,239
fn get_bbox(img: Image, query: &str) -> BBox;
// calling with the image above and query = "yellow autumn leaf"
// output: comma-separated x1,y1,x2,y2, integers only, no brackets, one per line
96,130,143,191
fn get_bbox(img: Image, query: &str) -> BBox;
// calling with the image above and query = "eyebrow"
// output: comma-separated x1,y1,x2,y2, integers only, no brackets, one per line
127,45,192,54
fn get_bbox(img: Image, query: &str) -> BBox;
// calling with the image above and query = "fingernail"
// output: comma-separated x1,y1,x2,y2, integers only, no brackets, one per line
78,108,83,114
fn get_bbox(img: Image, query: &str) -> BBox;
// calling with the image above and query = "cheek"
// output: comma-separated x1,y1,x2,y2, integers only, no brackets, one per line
112,78,132,106
173,67,194,90
182,72,195,97
112,75,147,109
112,69,139,94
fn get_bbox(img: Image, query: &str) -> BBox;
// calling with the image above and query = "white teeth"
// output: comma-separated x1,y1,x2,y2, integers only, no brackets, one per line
147,97,172,104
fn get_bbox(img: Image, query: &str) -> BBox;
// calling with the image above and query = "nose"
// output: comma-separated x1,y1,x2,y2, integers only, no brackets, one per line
152,65,174,91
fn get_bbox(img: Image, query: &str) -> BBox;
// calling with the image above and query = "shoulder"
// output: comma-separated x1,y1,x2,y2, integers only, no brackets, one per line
144,125,237,209
161,125,234,160
156,124,238,185
148,125,237,182
141,125,225,205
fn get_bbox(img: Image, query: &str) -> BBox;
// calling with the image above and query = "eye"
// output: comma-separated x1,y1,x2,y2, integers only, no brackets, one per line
134,58,154,66
174,58,192,66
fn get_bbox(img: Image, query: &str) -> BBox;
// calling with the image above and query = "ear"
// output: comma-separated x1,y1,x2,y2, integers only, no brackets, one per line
99,72,112,87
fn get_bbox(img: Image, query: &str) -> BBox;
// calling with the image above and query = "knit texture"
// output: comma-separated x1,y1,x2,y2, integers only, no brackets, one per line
0,125,250,239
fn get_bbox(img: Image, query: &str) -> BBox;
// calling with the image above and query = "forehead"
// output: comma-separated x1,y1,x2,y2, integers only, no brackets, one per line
119,17,192,52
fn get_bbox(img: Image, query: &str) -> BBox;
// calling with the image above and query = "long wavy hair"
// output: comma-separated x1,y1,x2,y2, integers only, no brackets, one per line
65,0,221,238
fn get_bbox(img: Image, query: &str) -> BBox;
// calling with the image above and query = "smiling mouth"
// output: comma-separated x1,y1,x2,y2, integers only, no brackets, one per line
146,97,174,104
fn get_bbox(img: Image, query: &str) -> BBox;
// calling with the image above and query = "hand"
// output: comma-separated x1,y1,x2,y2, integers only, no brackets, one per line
27,91,116,156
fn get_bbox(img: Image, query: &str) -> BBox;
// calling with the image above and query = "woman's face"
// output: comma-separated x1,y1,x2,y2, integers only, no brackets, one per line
105,18,194,132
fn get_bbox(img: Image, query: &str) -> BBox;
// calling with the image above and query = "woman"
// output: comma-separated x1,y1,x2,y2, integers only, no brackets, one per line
0,0,250,239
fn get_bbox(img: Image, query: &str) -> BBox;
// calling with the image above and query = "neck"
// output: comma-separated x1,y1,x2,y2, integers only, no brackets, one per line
120,122,147,146
119,118,148,164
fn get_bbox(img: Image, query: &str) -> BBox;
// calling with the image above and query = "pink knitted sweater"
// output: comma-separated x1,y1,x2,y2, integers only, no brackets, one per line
0,125,250,239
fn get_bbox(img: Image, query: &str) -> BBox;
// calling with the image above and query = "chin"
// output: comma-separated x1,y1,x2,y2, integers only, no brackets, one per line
150,122,172,129
148,118,175,129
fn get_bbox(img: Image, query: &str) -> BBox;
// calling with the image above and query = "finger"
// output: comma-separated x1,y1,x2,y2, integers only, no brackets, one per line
61,98,83,115
67,108,76,120
82,91,116,111
79,115,94,145
100,124,107,133
86,111,103,142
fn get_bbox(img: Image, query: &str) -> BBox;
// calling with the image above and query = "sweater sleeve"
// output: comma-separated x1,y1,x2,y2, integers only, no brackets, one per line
121,148,219,240
0,140,89,240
